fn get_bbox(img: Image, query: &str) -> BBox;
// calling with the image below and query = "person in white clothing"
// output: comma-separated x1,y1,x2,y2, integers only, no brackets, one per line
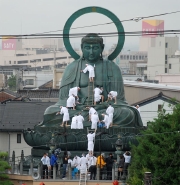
72,155,81,179
107,91,118,104
89,153,97,180
67,95,76,110
69,87,81,98
71,115,77,129
56,106,70,127
79,153,88,174
41,153,49,179
91,112,100,130
72,156,81,170
86,106,97,121
81,64,95,82
94,85,104,105
86,151,93,170
136,105,140,113
77,113,84,129
106,104,114,127
101,114,110,129
123,151,131,177
87,131,96,151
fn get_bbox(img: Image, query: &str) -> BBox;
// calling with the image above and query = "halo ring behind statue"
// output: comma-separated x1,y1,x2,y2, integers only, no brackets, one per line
63,6,125,61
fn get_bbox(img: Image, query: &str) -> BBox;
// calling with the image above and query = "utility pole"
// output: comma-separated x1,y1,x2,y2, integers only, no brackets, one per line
53,40,56,88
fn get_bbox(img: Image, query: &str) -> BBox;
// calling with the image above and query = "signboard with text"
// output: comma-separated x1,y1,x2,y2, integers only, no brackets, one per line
2,37,16,50
142,20,164,37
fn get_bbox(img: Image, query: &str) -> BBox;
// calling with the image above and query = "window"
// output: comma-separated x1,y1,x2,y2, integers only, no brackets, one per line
130,55,132,60
127,55,129,60
124,55,126,60
120,55,123,60
158,104,162,111
169,64,171,69
136,56,138,60
139,56,142,60
9,61,11,64
17,134,21,143
14,61,16,64
165,55,168,60
133,55,135,60
165,68,167,73
165,60,167,64
43,58,53,61
18,60,28,64
142,56,144,60
25,79,34,85
56,57,67,60
165,42,168,48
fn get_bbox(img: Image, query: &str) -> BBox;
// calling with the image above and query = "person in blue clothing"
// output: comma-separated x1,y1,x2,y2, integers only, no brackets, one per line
50,151,58,178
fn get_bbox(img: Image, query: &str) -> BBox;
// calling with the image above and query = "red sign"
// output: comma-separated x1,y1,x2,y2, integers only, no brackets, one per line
2,37,16,50
142,20,164,37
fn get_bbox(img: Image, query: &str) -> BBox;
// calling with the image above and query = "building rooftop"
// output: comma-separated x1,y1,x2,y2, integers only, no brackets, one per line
0,101,55,131
124,80,180,91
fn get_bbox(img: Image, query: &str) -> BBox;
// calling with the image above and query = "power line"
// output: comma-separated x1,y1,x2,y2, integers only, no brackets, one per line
28,10,180,35
1,29,180,39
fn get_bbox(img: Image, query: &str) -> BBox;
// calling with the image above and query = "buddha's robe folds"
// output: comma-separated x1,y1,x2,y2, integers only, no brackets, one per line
39,58,143,128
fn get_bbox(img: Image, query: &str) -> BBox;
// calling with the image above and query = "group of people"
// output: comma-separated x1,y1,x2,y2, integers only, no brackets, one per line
63,151,114,180
56,85,116,130
41,152,58,179
118,151,131,180
40,150,131,180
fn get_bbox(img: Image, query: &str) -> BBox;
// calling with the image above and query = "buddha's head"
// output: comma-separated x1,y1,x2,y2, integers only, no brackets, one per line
81,33,104,62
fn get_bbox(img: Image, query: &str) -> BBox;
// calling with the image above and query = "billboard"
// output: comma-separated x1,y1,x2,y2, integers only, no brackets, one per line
2,36,16,50
142,20,164,37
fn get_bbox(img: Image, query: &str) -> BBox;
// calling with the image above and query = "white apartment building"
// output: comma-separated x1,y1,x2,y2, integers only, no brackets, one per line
144,36,179,80
119,51,147,74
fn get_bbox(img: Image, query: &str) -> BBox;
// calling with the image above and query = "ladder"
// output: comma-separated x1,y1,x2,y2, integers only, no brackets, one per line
79,171,87,185
86,81,94,106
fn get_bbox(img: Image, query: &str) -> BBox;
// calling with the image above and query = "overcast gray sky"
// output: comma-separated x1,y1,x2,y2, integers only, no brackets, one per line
0,0,180,50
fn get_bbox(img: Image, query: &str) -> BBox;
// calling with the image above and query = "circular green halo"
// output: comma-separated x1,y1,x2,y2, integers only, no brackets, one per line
63,6,125,61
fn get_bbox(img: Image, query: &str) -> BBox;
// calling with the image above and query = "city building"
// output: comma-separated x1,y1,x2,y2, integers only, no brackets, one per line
132,92,178,126
119,51,147,74
0,37,75,69
0,101,55,157
139,20,179,80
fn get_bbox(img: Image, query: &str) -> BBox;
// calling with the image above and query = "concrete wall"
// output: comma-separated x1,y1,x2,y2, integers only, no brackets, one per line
124,84,180,105
147,36,179,80
140,99,173,126
0,132,31,157
155,74,180,86
0,132,9,153
168,57,180,74
0,50,74,67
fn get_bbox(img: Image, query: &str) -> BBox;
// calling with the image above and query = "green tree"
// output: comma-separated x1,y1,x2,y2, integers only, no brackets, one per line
7,75,16,91
0,152,12,185
128,104,180,185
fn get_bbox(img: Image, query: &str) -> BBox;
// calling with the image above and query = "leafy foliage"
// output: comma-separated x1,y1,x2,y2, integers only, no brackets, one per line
128,104,180,185
0,152,12,185
7,75,16,91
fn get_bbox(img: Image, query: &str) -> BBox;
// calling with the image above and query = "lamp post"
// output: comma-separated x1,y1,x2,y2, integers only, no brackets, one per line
48,133,57,153
115,134,123,163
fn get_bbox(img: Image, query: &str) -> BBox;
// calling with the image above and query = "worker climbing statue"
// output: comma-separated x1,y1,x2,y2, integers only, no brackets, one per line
23,6,143,154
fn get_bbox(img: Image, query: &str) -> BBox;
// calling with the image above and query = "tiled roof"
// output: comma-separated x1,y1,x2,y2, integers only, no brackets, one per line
17,89,59,99
131,92,179,106
0,101,55,131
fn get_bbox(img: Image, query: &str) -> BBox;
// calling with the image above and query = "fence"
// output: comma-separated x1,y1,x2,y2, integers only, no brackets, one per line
7,155,128,182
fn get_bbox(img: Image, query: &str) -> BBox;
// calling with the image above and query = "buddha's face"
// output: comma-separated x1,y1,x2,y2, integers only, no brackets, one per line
81,43,103,62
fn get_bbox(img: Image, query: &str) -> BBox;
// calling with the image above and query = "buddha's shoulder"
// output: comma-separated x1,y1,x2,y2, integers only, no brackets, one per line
65,59,81,69
104,59,119,67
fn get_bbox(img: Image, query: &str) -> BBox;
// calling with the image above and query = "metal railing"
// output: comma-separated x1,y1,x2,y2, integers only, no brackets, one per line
7,156,129,183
